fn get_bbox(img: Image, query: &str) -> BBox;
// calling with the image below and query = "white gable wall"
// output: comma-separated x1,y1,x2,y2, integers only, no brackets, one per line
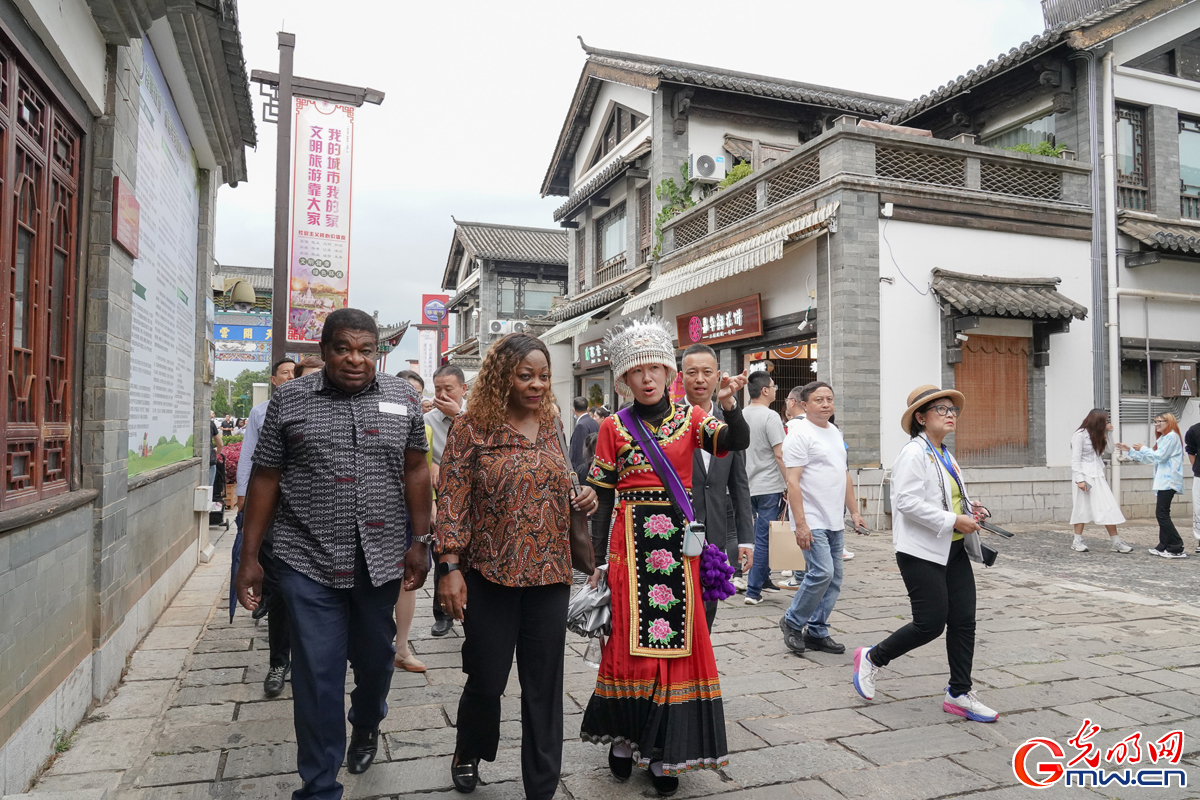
572,81,652,182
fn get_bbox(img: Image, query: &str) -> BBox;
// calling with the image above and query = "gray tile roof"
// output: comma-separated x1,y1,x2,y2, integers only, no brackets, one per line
379,320,410,342
553,138,651,222
931,269,1087,320
1119,217,1200,255
454,220,568,265
546,267,651,322
885,0,1143,124
582,43,906,116
215,265,273,292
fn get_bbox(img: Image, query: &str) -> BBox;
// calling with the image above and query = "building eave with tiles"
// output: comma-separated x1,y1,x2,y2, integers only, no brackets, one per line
0,0,254,791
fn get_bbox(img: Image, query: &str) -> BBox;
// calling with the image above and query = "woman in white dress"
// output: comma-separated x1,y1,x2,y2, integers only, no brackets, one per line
1069,409,1130,553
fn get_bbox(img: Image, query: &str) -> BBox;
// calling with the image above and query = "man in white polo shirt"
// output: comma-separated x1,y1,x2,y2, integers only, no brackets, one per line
778,381,866,655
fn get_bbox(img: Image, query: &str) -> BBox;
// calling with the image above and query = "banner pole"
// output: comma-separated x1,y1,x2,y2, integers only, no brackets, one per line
270,31,295,374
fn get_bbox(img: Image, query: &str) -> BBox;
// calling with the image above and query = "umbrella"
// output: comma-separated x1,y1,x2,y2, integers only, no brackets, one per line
229,524,242,622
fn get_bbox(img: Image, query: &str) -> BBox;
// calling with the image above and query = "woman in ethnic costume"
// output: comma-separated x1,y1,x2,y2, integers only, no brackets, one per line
581,318,749,796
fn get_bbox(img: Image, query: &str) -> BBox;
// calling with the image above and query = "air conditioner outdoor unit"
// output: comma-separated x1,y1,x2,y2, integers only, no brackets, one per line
487,319,509,336
689,152,726,183
510,320,529,335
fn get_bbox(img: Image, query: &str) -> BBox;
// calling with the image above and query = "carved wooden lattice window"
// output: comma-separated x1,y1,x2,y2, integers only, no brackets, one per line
589,105,645,169
1116,105,1147,211
638,185,651,264
0,45,82,510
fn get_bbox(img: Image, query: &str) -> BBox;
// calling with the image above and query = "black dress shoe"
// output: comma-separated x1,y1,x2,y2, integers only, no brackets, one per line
608,745,633,780
451,754,479,793
431,618,453,637
780,617,805,654
346,727,379,775
649,764,678,797
263,664,289,698
803,633,846,654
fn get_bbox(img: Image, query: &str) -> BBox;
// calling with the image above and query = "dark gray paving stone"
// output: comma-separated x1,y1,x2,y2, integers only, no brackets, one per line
743,708,886,745
221,743,298,780
721,741,869,787
839,723,993,765
822,756,993,800
183,667,246,687
155,719,296,753
379,703,447,733
136,751,221,786
383,726,457,761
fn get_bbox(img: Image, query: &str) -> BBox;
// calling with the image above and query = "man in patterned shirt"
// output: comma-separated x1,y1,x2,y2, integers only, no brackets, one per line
235,308,433,800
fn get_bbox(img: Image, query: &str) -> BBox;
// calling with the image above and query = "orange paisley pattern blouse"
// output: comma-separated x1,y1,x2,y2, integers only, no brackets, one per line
436,416,573,587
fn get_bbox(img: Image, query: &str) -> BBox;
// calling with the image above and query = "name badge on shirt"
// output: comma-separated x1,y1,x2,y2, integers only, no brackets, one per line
379,402,408,416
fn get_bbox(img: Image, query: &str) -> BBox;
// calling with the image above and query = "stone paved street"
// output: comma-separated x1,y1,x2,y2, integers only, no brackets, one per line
22,518,1200,800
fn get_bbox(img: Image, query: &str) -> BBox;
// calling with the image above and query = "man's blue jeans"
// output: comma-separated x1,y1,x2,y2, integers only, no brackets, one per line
746,493,784,599
783,528,844,638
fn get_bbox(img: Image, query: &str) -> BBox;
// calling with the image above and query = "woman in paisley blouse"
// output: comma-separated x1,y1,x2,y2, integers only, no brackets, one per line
436,333,599,799
582,318,749,797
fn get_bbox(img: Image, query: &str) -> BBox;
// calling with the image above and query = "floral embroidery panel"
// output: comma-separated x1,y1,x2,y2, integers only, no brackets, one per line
626,501,692,657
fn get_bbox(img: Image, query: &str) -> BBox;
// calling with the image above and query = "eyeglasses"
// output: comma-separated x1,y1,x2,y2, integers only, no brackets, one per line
929,405,961,417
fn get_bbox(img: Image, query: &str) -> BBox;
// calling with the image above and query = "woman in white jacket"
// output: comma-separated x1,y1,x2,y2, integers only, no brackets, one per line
1069,409,1129,553
851,385,999,723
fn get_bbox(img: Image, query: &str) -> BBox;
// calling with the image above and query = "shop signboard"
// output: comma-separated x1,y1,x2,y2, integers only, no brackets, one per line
676,294,762,347
418,328,439,390
286,98,355,344
578,338,610,369
422,293,450,354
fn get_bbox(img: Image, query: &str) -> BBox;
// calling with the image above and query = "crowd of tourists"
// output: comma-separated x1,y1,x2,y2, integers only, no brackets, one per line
229,308,1196,800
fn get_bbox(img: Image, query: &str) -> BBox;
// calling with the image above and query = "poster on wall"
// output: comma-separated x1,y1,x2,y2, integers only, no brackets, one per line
128,41,199,476
287,98,355,344
418,328,439,391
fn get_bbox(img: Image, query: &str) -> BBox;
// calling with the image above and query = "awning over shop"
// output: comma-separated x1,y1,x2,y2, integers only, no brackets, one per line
540,299,623,345
622,202,838,315
930,269,1087,320
1118,217,1200,256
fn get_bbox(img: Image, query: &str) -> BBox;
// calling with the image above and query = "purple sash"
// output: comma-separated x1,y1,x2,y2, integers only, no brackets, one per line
616,406,694,523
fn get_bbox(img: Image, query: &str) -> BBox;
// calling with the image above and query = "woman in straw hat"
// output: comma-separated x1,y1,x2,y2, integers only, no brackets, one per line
580,318,748,796
850,385,1000,723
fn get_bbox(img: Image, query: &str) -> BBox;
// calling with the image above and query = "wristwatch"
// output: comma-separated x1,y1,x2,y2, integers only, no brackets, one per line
412,533,434,547
435,561,460,577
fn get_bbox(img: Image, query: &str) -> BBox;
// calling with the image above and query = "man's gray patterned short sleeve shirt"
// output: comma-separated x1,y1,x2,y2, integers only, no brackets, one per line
252,369,429,588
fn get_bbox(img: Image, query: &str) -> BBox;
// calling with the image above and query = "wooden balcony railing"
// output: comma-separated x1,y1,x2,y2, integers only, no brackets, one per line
1181,194,1200,220
1118,184,1148,211
596,253,628,286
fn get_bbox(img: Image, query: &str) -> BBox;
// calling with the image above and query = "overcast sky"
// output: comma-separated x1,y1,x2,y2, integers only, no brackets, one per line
213,0,1047,375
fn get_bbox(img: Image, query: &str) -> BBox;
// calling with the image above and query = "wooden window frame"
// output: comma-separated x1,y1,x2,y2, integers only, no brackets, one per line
1116,104,1148,211
0,39,82,511
583,102,646,171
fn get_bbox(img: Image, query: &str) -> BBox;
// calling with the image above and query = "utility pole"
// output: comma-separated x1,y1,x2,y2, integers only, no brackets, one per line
251,36,385,372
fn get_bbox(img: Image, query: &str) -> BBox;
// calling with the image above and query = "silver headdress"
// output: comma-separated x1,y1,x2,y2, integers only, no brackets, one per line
604,317,677,398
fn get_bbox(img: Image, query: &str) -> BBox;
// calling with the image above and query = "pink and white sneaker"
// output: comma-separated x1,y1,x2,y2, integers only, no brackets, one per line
852,646,880,700
942,689,999,722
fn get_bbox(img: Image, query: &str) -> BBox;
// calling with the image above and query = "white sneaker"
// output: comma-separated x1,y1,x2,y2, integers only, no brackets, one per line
1157,550,1188,559
777,575,802,590
852,646,880,700
744,596,763,606
1110,539,1132,553
1071,540,1089,552
943,689,999,722
731,576,748,592
780,570,793,577
842,550,855,560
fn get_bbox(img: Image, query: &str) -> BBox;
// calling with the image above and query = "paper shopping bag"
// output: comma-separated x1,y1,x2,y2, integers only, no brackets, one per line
769,520,807,571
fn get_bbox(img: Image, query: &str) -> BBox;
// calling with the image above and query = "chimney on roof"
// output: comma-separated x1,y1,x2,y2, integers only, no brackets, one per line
1040,0,1121,28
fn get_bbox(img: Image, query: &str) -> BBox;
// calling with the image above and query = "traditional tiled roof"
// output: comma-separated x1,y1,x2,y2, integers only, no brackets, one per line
885,0,1143,124
379,320,410,343
554,138,651,222
1119,217,1200,255
453,220,568,265
546,267,651,322
214,265,273,292
931,269,1087,320
582,43,905,115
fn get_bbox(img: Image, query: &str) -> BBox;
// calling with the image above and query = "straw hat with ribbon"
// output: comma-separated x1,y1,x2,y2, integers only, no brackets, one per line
900,385,966,435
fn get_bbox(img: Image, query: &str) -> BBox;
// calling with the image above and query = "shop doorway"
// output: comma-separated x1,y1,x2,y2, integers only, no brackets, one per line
744,340,817,419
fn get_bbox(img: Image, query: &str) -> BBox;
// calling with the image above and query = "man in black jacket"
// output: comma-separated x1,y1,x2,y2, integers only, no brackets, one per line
568,396,600,469
681,344,754,630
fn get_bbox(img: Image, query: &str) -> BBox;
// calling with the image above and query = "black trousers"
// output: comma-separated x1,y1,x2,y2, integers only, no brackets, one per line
1154,490,1184,554
277,549,400,800
259,538,291,669
456,570,569,800
870,539,977,697
432,543,450,623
